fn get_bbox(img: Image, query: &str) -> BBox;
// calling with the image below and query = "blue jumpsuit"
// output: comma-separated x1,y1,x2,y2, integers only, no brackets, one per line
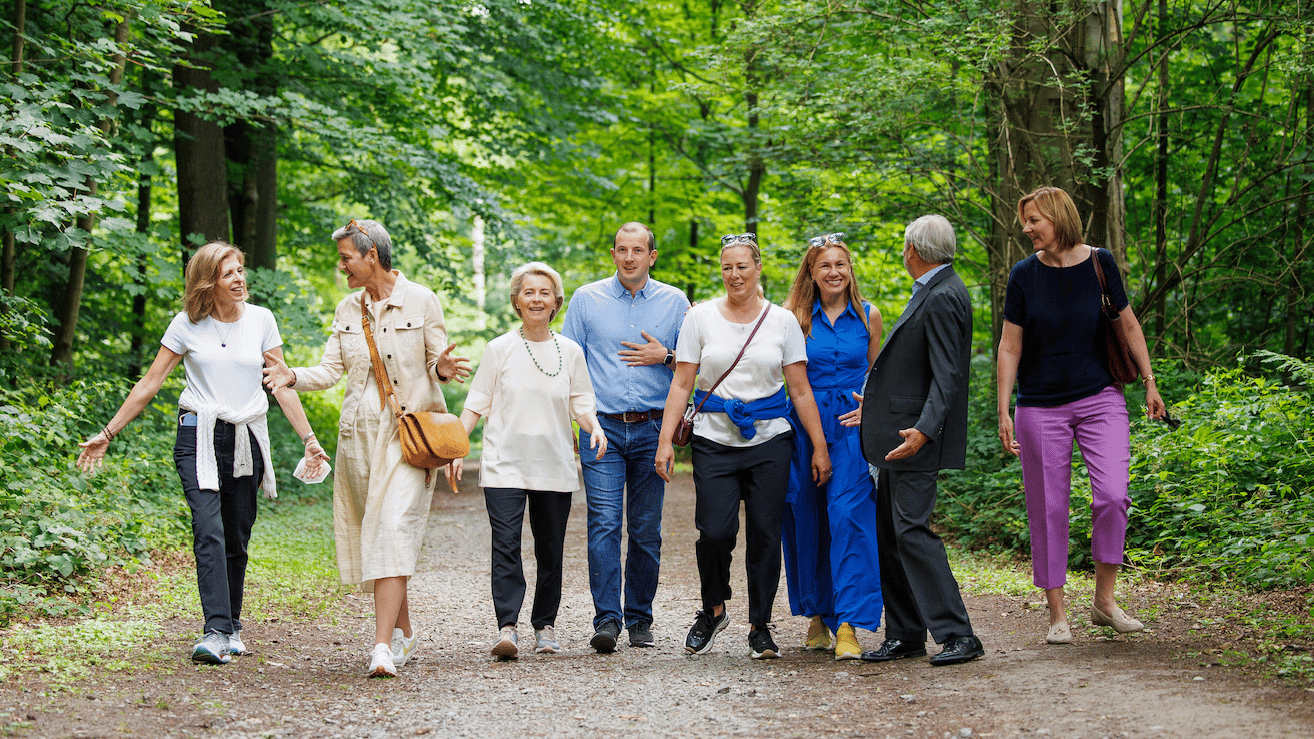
783,300,883,631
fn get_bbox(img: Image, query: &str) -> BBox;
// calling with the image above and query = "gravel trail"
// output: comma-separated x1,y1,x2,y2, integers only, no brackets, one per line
6,467,1312,738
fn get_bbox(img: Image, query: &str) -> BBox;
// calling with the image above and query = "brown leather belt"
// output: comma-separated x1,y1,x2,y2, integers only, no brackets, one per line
600,410,663,423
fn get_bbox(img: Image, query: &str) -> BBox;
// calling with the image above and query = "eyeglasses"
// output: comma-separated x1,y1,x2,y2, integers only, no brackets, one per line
346,219,377,250
808,232,846,248
721,233,757,246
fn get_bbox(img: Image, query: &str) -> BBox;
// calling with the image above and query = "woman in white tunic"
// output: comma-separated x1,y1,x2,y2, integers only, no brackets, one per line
263,219,470,677
454,262,607,659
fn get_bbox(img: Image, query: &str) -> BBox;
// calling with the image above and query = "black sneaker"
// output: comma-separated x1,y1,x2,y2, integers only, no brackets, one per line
684,609,729,655
748,627,779,660
590,619,622,653
628,621,655,648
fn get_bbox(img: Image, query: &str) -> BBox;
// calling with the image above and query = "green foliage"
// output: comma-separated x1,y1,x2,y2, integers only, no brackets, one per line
0,379,188,625
939,354,1314,591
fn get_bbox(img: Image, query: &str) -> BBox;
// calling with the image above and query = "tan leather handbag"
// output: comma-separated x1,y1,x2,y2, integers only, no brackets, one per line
360,299,469,468
1091,246,1140,385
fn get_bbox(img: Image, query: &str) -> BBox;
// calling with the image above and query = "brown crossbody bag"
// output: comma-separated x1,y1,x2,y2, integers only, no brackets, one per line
360,298,470,468
1090,246,1140,384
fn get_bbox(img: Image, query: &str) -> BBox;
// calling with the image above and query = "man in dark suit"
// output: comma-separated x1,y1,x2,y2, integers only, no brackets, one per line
858,214,984,666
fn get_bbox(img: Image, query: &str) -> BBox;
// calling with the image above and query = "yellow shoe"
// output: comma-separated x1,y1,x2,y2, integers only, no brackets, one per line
803,616,832,651
834,622,862,660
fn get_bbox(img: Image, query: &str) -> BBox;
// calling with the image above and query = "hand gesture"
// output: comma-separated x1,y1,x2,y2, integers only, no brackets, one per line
436,343,472,383
302,437,330,477
811,446,832,486
998,414,1020,457
587,429,608,461
76,432,110,474
1145,387,1166,420
618,331,668,367
838,391,864,428
654,441,675,482
263,351,295,392
445,457,464,493
885,427,929,461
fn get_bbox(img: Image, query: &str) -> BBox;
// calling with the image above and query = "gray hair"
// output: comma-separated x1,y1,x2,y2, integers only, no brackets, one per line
332,219,393,271
904,215,956,264
509,261,566,321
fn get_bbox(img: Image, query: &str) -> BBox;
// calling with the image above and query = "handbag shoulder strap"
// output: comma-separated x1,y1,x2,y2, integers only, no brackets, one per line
691,301,773,415
1089,246,1119,318
360,296,404,417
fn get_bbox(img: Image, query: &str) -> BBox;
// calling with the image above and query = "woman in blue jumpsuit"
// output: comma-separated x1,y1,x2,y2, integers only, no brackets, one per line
782,233,884,660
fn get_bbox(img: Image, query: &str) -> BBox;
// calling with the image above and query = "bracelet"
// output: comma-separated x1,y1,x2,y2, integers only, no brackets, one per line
102,425,115,442
289,370,298,388
1144,374,1157,384
302,431,317,444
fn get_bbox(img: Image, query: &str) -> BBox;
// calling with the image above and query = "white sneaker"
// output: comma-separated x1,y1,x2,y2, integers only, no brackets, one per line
228,630,249,656
491,626,518,659
391,628,418,667
368,643,397,678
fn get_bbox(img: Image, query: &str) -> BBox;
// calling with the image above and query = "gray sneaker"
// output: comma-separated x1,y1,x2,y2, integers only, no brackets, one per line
534,626,561,654
228,630,249,656
491,626,518,660
191,631,232,664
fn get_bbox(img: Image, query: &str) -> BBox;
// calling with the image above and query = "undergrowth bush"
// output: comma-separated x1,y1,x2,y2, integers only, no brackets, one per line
938,351,1313,590
0,373,340,626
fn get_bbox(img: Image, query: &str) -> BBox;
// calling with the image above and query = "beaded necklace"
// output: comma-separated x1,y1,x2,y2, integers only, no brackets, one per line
519,326,563,377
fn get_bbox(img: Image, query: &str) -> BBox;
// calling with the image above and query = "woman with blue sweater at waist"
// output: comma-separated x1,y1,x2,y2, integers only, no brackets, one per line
655,233,831,660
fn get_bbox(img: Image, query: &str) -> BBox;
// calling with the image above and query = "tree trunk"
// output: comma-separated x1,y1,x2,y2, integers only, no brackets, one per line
741,1,764,237
50,17,131,369
686,219,699,303
1,0,26,352
175,28,231,253
222,1,277,270
472,215,486,331
1152,0,1169,342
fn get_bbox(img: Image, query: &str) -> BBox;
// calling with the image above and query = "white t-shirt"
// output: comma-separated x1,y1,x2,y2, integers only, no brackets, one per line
162,304,282,415
675,300,807,447
464,330,596,492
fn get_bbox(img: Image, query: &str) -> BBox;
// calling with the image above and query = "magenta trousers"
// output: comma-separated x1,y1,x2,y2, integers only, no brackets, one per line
1015,385,1131,590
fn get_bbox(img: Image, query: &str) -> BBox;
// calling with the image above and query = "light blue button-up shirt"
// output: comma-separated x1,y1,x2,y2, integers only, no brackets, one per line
561,274,691,415
910,263,950,302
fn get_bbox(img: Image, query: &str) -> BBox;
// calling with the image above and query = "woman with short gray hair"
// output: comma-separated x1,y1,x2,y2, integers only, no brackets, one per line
455,261,607,659
264,218,470,677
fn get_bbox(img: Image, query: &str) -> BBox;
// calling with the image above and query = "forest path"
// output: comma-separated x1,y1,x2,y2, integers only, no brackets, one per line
8,469,1313,738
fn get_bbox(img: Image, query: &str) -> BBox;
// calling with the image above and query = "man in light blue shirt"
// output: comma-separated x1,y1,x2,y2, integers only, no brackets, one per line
562,222,691,652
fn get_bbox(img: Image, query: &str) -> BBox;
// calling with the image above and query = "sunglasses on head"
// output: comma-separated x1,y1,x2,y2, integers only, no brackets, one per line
345,219,377,249
808,232,846,248
720,232,757,246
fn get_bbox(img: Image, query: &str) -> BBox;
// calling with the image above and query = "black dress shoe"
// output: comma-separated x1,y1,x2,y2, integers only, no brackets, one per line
928,635,984,666
859,639,927,662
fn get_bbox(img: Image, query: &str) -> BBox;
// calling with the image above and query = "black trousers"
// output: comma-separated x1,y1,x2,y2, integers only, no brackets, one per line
484,487,573,630
874,466,972,644
173,420,262,635
691,432,793,627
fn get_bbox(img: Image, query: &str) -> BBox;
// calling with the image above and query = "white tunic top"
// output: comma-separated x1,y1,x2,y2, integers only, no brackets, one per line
675,300,808,447
465,330,596,492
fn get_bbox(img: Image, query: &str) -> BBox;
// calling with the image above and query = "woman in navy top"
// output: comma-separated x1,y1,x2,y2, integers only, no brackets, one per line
997,186,1166,646
781,233,885,660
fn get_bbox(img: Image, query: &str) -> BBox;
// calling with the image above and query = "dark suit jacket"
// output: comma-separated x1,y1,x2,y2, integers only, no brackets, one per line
861,264,971,472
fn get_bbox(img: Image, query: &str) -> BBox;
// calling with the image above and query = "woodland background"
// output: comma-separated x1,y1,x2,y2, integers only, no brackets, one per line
1,0,1311,624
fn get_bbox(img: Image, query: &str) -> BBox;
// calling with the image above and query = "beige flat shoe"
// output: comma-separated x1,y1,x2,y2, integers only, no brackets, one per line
1091,604,1144,633
1045,621,1072,644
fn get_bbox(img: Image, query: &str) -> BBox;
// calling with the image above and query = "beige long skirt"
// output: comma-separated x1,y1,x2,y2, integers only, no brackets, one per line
332,393,435,592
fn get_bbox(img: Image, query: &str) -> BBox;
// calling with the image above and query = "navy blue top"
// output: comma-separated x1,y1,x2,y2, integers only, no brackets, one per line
1003,248,1130,407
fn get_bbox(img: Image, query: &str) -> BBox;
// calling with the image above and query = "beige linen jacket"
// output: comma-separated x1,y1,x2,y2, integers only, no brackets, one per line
292,271,450,432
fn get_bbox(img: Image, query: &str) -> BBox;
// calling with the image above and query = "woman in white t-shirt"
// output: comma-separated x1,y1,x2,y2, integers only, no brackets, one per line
76,242,327,666
455,262,607,660
654,234,832,660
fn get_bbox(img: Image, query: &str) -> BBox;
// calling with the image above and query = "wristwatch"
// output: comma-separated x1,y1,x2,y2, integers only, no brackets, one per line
663,351,674,367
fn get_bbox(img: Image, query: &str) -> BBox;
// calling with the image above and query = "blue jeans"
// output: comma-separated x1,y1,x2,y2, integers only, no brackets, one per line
579,415,665,629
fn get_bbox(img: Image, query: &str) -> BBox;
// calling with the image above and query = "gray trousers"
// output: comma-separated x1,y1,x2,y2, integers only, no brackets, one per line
872,465,972,644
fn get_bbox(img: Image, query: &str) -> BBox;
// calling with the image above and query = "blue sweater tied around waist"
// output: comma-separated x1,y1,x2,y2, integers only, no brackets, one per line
692,386,790,440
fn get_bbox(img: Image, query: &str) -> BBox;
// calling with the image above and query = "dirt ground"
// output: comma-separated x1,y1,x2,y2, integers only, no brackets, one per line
4,468,1313,739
